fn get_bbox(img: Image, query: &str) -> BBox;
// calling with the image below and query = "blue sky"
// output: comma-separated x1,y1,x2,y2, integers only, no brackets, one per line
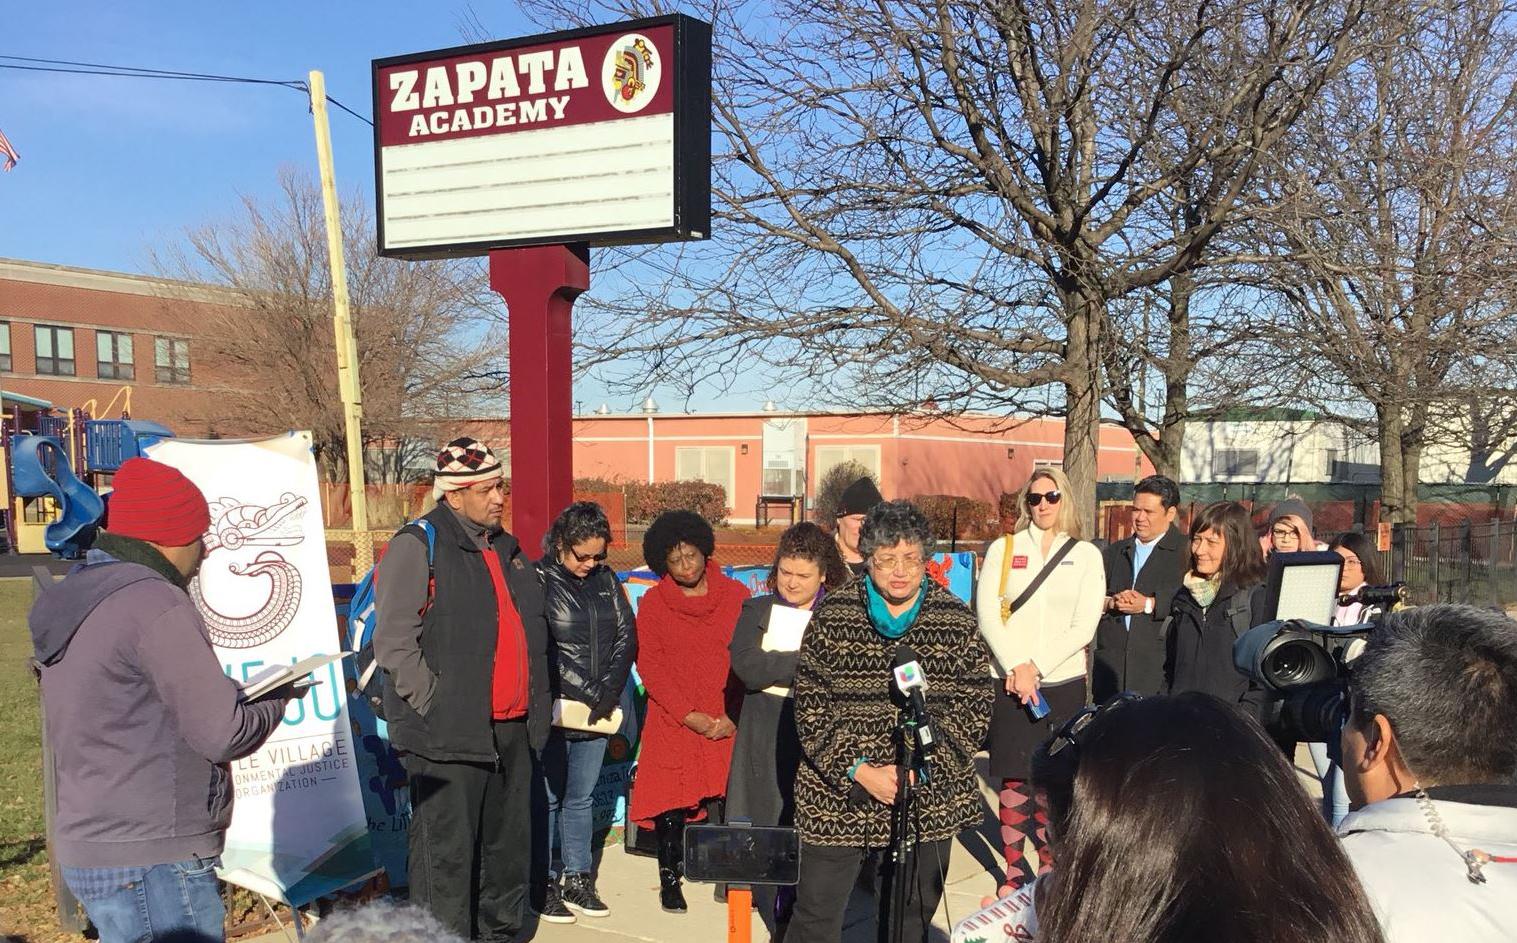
0,2,772,412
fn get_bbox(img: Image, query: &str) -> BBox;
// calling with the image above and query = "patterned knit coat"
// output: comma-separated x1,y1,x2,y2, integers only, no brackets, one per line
793,579,993,847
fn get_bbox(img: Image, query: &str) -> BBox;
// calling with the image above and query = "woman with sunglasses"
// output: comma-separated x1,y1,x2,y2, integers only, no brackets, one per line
533,501,638,923
975,467,1105,893
1030,693,1386,943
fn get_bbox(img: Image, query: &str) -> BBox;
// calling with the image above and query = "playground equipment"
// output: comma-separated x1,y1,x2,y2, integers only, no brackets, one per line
10,436,103,558
4,402,176,557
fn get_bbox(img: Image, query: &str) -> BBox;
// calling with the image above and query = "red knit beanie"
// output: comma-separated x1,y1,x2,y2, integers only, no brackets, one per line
106,457,211,547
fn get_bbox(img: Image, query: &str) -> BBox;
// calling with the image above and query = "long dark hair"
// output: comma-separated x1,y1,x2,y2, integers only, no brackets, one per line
1035,694,1385,943
1328,531,1384,586
767,521,850,591
1189,501,1266,589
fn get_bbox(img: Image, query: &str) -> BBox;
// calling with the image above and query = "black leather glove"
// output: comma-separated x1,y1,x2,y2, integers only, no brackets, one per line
588,694,619,723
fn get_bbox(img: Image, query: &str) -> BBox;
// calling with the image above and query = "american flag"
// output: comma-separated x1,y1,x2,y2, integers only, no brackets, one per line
0,126,18,172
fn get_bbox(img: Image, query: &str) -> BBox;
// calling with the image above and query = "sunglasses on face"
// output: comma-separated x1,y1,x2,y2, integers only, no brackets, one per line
1026,491,1062,508
571,548,609,564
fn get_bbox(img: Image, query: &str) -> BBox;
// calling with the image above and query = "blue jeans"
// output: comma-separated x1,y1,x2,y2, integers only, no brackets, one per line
1308,740,1350,828
62,857,225,943
542,732,607,876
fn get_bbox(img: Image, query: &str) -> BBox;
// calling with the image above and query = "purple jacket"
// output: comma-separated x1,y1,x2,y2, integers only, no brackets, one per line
29,549,286,867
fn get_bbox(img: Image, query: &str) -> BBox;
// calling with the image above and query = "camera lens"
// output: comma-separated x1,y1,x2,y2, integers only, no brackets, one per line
1262,638,1335,687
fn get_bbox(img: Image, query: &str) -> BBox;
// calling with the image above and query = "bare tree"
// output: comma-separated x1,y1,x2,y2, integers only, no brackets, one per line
519,0,1368,531
155,168,504,481
1248,0,1517,522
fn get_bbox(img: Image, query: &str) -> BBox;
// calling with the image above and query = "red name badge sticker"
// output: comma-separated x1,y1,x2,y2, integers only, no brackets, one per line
1011,555,1029,569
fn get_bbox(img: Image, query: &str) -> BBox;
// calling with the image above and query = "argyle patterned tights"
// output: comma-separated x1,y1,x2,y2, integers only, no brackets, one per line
998,778,1052,893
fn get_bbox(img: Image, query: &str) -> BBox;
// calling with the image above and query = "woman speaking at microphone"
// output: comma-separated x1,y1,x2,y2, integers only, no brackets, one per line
789,500,993,943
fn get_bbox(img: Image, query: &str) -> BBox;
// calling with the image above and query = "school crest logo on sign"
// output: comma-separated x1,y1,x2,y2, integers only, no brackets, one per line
603,33,661,112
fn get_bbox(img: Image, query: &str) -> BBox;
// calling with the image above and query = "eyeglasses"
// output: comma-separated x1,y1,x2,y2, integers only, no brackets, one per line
1026,491,1062,508
1045,692,1142,757
1341,557,1363,569
571,548,609,564
870,554,925,573
1271,527,1299,541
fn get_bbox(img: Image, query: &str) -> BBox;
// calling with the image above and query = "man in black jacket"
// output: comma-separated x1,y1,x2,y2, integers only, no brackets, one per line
373,437,550,941
1092,475,1187,702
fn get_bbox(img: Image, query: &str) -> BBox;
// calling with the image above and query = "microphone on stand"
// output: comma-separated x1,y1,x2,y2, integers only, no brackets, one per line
892,645,937,763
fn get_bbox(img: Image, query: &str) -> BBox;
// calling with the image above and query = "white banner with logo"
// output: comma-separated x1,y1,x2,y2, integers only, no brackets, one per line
146,432,374,906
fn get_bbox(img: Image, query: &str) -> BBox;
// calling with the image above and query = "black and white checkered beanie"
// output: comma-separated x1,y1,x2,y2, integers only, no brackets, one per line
432,436,503,500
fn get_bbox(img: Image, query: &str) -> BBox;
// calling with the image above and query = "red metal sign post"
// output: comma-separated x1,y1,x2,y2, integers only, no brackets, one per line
490,244,588,554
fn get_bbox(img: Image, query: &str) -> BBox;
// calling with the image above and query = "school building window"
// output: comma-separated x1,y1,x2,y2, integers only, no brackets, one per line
35,325,75,376
0,322,10,372
155,336,190,384
675,446,735,509
97,331,134,380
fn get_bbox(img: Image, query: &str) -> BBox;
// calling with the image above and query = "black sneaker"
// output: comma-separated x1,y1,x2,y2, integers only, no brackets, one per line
537,879,576,924
562,871,610,917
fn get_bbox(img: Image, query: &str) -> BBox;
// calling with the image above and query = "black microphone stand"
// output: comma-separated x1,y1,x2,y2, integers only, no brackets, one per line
885,704,930,943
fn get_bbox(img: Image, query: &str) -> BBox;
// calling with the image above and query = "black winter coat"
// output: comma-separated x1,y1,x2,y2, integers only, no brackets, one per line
1165,579,1270,721
535,558,637,717
1092,526,1188,701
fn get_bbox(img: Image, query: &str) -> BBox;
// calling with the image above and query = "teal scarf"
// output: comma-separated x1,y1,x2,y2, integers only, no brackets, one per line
864,576,928,639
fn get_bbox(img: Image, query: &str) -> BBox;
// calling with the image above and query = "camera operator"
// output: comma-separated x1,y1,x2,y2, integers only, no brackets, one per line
1339,604,1517,941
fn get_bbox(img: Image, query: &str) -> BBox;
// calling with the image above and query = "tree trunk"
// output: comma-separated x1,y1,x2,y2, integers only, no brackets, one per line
1401,403,1427,525
1062,288,1103,538
1377,407,1411,525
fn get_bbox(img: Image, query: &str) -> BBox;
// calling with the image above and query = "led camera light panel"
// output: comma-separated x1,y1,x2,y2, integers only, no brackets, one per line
373,15,711,259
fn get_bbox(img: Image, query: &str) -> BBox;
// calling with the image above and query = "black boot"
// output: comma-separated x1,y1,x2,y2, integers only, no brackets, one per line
655,810,688,913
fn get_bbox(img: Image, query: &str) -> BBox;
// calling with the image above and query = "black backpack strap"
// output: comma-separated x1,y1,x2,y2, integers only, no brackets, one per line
1007,537,1079,614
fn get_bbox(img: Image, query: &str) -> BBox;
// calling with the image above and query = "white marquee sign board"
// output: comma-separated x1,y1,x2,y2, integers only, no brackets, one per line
373,15,711,259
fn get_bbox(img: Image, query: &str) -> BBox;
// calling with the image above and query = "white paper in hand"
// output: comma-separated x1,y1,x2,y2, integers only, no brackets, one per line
761,605,812,653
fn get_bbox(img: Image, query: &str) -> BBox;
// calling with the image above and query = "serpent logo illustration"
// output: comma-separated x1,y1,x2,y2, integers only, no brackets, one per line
190,493,308,649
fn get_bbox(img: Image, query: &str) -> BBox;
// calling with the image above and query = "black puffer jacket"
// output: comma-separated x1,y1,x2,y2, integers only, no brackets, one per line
535,558,637,717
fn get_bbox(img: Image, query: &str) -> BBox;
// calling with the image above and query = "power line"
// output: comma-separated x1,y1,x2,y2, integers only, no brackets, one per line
0,55,374,126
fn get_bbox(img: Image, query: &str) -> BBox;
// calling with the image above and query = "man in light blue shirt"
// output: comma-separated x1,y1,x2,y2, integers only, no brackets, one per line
1092,475,1186,701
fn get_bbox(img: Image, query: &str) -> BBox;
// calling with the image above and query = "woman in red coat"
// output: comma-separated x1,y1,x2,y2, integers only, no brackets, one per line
630,510,748,913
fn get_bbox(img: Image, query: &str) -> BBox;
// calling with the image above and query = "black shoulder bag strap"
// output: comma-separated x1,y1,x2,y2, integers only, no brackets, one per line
1006,537,1079,616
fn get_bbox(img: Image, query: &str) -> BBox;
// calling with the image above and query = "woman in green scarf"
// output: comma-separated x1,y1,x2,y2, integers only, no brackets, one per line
788,500,994,943
1164,501,1271,720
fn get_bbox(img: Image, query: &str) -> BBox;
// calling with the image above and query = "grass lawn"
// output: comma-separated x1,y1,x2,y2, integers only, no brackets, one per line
0,577,75,943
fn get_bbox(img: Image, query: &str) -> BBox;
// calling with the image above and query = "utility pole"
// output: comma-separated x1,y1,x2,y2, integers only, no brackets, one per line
308,70,371,575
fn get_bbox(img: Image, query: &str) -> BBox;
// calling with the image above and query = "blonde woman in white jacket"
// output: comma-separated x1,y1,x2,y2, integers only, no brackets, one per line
975,467,1105,893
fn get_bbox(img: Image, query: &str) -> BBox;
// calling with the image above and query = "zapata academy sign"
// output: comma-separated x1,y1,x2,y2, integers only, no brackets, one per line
372,14,711,259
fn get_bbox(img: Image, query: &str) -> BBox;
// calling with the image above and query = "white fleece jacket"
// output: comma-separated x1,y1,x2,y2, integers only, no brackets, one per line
976,525,1106,684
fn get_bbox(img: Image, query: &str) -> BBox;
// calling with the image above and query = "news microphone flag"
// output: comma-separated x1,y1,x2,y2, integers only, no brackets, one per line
0,126,18,172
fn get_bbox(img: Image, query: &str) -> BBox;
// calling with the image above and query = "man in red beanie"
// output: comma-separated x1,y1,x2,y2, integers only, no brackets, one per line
28,457,296,943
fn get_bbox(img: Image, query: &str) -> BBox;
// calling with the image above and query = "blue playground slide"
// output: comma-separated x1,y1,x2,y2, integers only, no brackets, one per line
11,435,105,558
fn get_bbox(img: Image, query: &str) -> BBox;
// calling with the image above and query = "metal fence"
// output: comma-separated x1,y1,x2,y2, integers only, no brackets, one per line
1385,520,1517,609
